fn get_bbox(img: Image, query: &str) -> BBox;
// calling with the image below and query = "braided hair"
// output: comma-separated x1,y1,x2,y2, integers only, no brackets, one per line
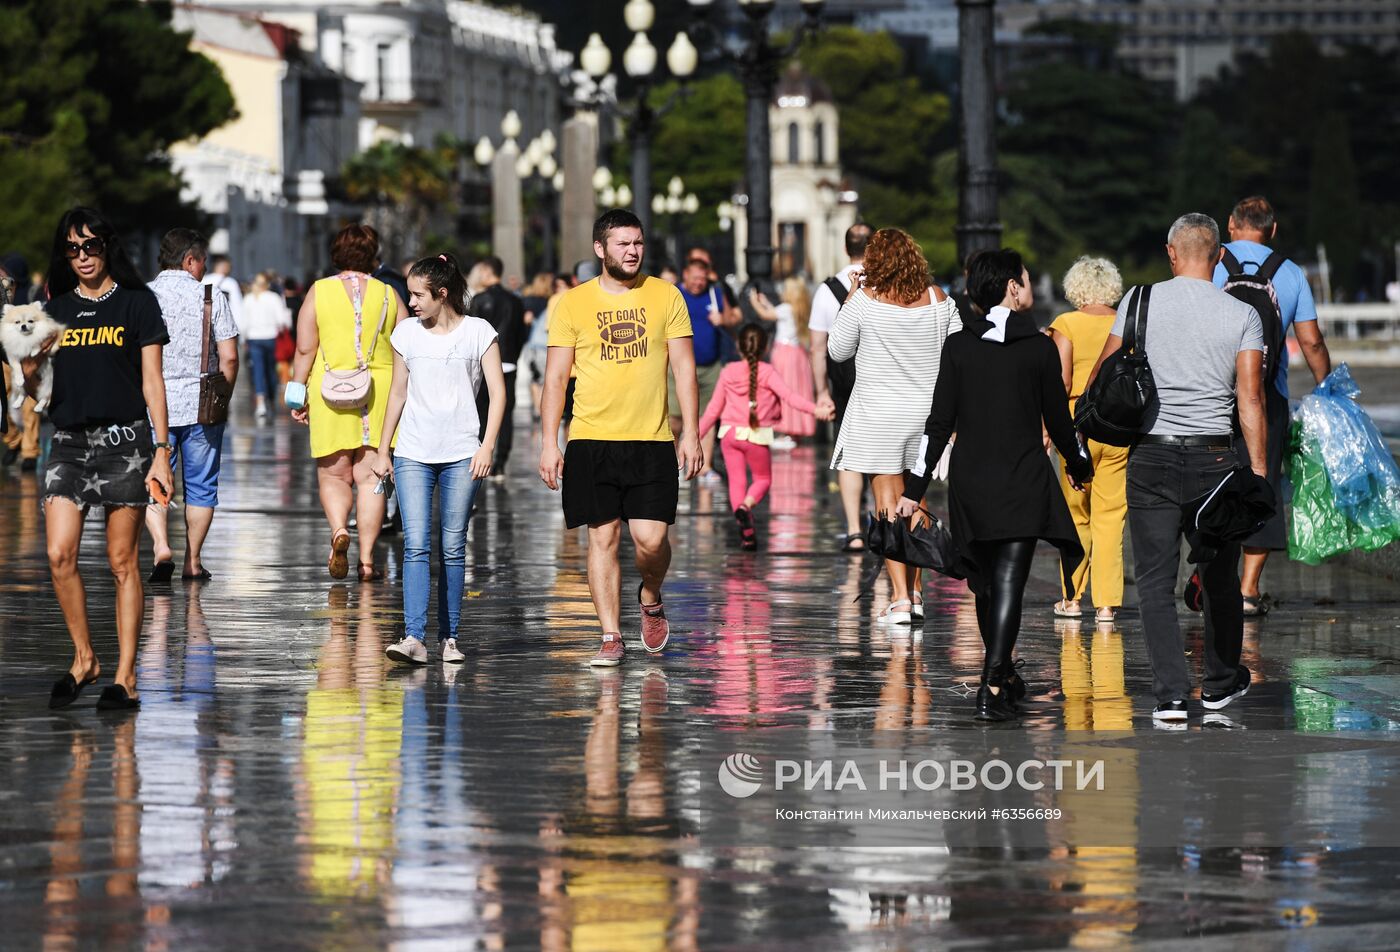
737,323,769,429
408,252,469,315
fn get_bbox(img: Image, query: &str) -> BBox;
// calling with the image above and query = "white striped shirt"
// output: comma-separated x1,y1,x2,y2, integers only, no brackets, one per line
828,288,961,474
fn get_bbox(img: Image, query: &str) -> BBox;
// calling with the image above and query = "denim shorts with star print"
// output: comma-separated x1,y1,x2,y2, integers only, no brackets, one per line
43,419,154,510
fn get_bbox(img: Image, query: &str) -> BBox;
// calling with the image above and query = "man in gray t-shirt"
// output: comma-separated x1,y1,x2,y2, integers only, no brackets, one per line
1088,213,1268,725
1112,276,1263,437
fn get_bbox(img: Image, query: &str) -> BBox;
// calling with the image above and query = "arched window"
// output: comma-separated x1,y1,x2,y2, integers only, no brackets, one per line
814,120,826,165
788,122,800,164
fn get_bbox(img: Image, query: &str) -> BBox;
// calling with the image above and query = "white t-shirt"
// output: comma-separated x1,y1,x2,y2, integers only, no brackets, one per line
808,263,862,334
390,315,499,464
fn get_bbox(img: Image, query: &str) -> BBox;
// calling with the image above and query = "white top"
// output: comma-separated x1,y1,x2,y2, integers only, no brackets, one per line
390,315,499,464
148,270,239,428
827,287,962,474
809,262,863,334
240,290,290,340
773,302,800,346
202,273,243,327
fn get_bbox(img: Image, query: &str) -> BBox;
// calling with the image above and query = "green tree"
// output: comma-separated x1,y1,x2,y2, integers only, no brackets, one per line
799,27,951,256
999,61,1177,281
637,75,747,240
342,141,454,265
0,0,234,264
1307,111,1362,296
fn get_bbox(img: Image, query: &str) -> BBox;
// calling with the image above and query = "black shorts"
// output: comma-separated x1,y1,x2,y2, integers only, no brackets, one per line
1235,387,1290,550
562,439,679,529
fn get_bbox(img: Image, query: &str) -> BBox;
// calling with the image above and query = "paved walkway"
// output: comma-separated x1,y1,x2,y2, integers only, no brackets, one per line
1,404,1399,950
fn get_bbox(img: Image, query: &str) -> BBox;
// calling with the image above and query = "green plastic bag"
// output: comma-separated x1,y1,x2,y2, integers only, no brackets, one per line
1288,420,1400,564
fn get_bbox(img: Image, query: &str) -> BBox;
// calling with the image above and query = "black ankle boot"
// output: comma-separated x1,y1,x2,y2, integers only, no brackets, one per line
974,665,1018,722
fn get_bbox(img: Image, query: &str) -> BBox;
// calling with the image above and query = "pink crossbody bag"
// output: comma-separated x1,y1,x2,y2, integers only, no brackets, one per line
319,279,389,411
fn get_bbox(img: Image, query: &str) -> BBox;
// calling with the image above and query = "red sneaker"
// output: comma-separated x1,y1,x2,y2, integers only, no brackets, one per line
638,583,670,653
590,632,625,667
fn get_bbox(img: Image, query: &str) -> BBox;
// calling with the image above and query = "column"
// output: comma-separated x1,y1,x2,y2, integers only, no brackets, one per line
561,113,599,274
492,143,524,283
956,0,1002,265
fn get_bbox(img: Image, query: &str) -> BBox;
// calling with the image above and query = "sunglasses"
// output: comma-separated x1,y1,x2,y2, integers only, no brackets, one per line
64,237,106,259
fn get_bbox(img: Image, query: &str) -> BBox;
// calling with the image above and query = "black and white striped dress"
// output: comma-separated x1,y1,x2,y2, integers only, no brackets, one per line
828,288,962,474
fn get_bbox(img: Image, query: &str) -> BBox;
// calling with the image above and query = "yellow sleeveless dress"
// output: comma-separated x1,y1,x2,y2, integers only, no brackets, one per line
307,276,398,458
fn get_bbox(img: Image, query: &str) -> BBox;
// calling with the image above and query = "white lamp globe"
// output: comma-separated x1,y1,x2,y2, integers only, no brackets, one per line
667,33,698,78
651,194,667,215
592,166,612,191
501,110,523,140
616,184,633,206
665,194,682,214
601,186,617,206
623,0,655,34
580,33,612,78
473,136,495,166
624,32,658,78
537,154,558,178
683,193,699,214
552,171,565,191
667,175,684,197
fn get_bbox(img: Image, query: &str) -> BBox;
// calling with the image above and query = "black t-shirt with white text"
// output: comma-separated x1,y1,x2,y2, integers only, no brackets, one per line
46,287,169,430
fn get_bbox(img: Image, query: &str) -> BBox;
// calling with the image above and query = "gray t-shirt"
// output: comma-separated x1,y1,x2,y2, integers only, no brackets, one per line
1112,275,1263,437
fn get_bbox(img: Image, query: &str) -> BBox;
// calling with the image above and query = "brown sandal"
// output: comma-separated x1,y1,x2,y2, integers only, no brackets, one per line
328,530,350,580
358,564,384,582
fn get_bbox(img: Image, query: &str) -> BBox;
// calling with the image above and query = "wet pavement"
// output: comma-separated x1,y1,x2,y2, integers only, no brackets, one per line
2,401,1400,950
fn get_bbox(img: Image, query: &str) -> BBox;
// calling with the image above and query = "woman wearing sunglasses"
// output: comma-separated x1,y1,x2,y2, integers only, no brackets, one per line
25,207,173,712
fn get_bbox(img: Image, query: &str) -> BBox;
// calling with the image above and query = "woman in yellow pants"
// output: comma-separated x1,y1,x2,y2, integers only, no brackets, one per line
1049,256,1128,624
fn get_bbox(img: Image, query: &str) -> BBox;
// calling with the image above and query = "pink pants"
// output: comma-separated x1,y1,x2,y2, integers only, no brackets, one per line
720,431,773,511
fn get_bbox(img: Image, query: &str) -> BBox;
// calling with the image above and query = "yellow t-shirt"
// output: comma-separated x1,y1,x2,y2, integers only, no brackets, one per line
548,275,693,441
1050,309,1117,399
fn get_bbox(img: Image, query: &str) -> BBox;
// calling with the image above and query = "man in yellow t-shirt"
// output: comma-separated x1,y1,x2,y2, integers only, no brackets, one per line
539,209,702,667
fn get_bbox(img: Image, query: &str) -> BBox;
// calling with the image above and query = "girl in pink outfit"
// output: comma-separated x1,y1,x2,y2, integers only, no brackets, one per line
699,324,834,549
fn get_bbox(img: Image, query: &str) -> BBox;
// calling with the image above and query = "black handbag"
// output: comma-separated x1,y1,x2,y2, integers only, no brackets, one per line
864,507,961,572
1074,285,1155,447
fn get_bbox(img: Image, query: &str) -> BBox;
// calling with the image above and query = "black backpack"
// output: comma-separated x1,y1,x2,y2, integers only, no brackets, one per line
1074,285,1156,447
1220,248,1286,386
822,275,857,398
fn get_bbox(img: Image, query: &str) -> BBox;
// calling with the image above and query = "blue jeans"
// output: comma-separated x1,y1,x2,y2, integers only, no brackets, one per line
393,456,481,642
247,338,277,404
169,423,225,507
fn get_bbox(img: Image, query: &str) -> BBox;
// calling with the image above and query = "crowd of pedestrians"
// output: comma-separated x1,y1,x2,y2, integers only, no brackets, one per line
4,191,1340,724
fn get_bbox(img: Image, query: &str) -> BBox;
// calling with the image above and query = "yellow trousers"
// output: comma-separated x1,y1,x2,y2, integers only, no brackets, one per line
1059,436,1128,606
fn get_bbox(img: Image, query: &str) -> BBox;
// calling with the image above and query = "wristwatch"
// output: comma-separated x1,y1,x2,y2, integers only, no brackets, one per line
153,441,173,452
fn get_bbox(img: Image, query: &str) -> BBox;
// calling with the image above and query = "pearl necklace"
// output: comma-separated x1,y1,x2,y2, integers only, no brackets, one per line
74,283,118,303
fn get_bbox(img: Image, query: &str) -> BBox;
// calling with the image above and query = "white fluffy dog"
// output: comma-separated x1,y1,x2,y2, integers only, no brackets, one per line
1,303,65,425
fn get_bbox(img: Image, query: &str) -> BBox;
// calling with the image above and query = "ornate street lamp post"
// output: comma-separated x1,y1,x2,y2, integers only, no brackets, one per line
685,0,826,292
579,0,698,260
956,0,1002,265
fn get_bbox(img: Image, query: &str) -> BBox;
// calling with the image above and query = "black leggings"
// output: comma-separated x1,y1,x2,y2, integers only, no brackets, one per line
972,538,1037,680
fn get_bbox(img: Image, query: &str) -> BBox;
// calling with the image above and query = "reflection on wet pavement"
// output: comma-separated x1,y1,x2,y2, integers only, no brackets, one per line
1,413,1399,949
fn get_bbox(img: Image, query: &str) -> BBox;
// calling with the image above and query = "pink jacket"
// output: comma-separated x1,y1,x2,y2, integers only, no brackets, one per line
699,360,818,434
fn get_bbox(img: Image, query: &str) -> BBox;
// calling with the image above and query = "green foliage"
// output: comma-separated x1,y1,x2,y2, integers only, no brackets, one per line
342,141,455,263
799,27,951,262
1307,112,1362,293
999,61,1177,283
0,0,235,263
639,75,747,239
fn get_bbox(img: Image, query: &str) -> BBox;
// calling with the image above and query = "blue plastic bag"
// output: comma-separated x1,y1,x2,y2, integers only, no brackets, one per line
1295,364,1400,533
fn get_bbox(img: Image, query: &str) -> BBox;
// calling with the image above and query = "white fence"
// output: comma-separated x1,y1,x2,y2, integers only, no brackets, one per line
1315,303,1400,341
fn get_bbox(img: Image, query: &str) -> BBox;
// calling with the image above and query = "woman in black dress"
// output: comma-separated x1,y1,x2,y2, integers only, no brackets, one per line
897,249,1092,721
26,208,173,712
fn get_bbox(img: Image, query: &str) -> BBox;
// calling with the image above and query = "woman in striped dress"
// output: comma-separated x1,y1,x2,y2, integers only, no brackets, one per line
828,228,962,624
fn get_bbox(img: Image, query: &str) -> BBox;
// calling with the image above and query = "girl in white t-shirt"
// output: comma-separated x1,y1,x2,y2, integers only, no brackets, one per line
373,253,506,665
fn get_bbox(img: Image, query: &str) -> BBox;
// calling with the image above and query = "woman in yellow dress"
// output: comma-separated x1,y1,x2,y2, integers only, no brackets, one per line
289,224,402,581
1049,256,1127,624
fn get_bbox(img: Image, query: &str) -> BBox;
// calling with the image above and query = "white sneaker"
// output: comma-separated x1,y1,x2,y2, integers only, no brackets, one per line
441,638,465,664
386,637,427,664
770,435,797,451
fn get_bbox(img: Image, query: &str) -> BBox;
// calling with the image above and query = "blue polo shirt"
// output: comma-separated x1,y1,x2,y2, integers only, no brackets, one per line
1212,239,1317,398
679,283,725,367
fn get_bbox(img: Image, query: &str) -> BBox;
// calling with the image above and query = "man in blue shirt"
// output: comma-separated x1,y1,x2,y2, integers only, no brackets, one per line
1212,196,1332,615
669,258,732,479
